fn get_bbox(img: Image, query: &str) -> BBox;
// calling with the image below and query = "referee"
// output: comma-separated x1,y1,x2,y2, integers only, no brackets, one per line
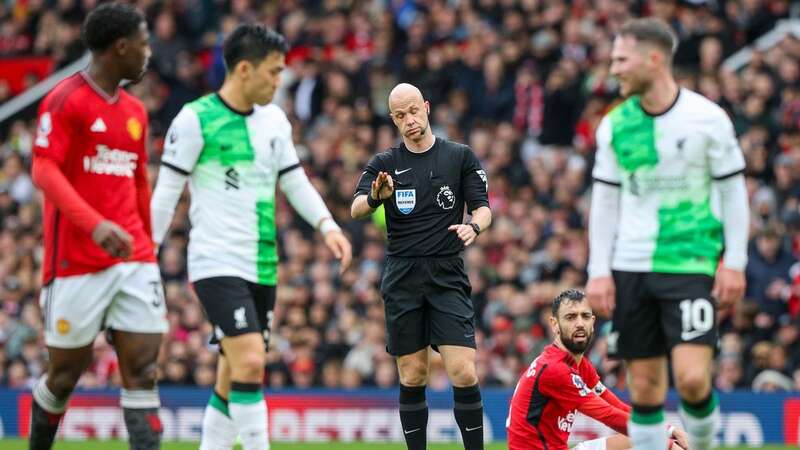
351,83,491,450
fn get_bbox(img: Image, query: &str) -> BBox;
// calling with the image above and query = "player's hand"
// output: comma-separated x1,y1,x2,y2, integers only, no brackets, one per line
671,427,690,450
712,266,745,309
371,171,394,201
323,230,352,274
92,220,133,259
586,276,616,318
448,224,478,246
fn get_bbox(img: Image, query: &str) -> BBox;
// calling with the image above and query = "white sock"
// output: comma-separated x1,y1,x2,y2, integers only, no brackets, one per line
229,385,269,450
629,407,667,450
679,394,719,450
33,376,68,414
200,391,238,450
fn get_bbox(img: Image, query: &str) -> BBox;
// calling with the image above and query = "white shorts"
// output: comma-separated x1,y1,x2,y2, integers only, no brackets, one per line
40,262,168,348
573,438,607,450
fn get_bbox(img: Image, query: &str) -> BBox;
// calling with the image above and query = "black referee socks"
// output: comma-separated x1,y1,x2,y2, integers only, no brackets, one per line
399,384,428,450
454,384,484,450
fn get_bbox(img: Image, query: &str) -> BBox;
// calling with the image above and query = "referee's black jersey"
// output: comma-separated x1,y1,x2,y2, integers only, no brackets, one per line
354,137,490,257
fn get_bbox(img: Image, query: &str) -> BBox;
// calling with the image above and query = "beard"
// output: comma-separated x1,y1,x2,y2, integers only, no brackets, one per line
559,325,594,354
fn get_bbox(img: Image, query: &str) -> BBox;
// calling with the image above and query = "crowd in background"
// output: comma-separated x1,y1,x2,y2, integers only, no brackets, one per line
0,0,799,393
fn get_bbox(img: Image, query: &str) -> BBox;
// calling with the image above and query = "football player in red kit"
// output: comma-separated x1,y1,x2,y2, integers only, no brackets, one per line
28,3,166,450
507,289,689,450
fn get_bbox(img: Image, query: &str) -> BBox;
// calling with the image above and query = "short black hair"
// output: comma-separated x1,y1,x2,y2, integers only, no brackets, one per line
223,24,288,71
82,3,145,52
619,18,677,58
551,288,587,317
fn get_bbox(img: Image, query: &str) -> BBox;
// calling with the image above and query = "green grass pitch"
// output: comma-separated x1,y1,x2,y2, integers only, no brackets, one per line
0,441,793,449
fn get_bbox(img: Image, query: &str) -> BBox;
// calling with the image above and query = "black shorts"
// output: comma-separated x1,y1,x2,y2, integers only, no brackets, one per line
609,271,717,359
380,256,476,356
193,277,276,350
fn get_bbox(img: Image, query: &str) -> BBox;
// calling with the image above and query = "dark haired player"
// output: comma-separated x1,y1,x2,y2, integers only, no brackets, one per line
30,3,165,450
507,289,688,450
150,24,351,450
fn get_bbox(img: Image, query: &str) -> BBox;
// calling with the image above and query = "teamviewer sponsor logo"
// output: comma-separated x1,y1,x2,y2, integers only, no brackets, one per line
558,410,576,432
83,145,138,177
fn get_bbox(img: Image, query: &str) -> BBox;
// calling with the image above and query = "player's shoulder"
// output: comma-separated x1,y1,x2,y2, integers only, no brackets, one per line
41,73,87,113
437,136,472,154
118,89,147,116
254,103,291,129
537,346,575,379
679,89,727,117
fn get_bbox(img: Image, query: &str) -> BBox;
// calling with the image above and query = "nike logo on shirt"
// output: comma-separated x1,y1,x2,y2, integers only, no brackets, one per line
395,168,412,175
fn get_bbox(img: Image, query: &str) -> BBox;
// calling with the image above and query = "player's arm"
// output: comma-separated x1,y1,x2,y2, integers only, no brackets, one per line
587,117,621,317
450,146,491,246
276,119,351,272
592,381,632,414
351,155,390,219
708,110,749,307
150,107,203,247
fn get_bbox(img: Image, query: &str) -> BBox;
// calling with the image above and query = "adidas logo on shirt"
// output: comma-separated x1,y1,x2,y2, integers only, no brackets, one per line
90,118,107,133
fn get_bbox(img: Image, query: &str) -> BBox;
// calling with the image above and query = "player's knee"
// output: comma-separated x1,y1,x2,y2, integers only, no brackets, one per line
628,371,661,397
447,360,478,386
398,362,428,386
675,369,710,401
231,351,266,382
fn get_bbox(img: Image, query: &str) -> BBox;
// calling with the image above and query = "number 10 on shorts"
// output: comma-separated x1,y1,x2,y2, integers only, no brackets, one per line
679,298,713,341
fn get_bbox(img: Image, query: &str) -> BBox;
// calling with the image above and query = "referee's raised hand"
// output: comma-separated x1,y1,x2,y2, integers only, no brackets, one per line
371,171,394,200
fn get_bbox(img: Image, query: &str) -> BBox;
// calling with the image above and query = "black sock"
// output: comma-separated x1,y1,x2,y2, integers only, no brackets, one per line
29,399,63,450
453,384,484,450
123,407,163,450
399,384,428,450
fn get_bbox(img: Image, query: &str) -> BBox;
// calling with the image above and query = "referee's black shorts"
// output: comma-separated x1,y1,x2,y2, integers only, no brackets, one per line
380,255,476,356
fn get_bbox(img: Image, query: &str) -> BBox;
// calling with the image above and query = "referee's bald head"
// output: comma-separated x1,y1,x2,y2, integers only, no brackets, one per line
388,83,425,114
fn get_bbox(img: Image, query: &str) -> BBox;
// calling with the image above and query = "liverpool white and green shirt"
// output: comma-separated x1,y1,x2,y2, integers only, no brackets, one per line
591,89,746,276
154,94,320,284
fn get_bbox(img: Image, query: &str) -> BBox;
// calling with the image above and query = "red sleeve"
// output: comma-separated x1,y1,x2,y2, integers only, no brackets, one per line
600,389,632,414
32,155,104,235
33,92,74,165
576,395,629,435
540,365,629,435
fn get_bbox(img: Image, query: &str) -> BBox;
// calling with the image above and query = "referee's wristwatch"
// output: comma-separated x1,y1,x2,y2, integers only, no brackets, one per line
467,222,481,235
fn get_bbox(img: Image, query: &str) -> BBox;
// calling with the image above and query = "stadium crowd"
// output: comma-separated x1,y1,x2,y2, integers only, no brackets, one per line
0,0,799,393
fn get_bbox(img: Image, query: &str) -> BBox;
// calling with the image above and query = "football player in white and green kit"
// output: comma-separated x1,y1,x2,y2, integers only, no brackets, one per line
586,19,749,450
150,25,352,450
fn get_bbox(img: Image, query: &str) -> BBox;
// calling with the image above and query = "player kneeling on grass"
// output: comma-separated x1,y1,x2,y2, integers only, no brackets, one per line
506,289,689,450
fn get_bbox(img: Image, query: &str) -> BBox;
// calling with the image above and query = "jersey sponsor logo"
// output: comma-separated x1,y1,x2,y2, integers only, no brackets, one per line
167,128,177,145
127,117,143,141
436,185,455,210
234,307,247,329
557,410,577,432
395,168,412,175
571,374,591,397
35,112,52,147
225,168,240,190
83,144,138,177
396,189,416,214
90,117,107,133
